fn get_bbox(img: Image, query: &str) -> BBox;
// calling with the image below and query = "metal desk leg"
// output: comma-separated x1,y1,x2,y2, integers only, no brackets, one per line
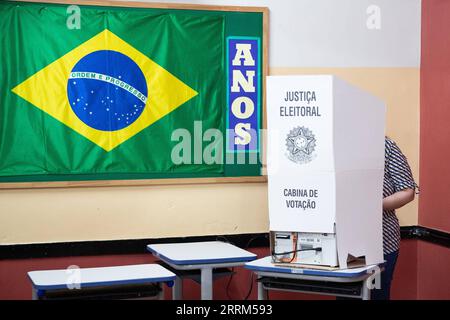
173,276,183,300
200,267,213,300
257,280,268,300
362,279,371,300
157,283,165,300
31,287,38,300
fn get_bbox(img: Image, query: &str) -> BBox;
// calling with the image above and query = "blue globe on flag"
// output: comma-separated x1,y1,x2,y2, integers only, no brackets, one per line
67,50,148,131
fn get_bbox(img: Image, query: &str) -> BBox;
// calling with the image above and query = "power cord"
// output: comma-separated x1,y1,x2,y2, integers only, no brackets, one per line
225,267,235,300
243,272,254,300
242,234,267,300
216,234,268,300
272,247,322,256
272,247,322,263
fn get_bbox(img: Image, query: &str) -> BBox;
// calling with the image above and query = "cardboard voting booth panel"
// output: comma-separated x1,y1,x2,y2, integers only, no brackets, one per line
267,75,385,269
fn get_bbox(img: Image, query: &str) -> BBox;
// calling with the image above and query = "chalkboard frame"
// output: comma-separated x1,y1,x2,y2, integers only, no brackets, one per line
0,0,269,189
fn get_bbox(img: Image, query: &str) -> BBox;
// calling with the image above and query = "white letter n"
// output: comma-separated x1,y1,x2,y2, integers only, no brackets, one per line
231,70,255,93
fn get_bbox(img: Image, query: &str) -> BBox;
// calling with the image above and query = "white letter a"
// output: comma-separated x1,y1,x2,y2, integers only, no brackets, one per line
232,43,255,66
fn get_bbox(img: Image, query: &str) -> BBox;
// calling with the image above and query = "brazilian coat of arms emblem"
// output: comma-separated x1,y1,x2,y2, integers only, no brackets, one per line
286,126,316,164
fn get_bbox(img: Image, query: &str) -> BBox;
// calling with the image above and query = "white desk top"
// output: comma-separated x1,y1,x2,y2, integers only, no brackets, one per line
147,241,257,265
28,264,176,290
246,256,380,278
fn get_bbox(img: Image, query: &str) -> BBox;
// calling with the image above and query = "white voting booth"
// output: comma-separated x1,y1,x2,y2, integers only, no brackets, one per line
266,75,385,269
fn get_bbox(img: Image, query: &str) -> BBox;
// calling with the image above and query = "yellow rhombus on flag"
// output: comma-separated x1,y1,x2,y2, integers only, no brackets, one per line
12,29,198,152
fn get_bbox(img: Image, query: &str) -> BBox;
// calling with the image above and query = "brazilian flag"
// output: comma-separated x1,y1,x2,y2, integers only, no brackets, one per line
0,1,262,182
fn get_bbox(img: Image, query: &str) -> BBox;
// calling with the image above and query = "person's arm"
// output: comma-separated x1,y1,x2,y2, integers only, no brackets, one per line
383,139,418,211
383,188,415,211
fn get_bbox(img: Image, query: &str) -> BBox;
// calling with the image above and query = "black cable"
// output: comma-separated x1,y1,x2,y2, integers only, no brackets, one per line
243,272,254,300
217,234,268,300
225,267,235,300
272,247,322,256
214,236,236,299
242,235,265,300
244,234,267,249
215,235,233,245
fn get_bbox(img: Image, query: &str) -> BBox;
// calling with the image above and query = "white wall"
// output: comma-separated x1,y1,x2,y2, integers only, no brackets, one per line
136,0,421,67
0,0,421,244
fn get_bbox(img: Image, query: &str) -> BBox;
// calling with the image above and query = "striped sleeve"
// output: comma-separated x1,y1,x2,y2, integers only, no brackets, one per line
386,139,417,192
